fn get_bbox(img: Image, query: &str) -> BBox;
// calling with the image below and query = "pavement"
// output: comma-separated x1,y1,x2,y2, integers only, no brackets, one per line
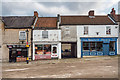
1,56,119,78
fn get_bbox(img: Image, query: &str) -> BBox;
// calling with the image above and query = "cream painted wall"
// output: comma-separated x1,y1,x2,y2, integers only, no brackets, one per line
2,29,32,61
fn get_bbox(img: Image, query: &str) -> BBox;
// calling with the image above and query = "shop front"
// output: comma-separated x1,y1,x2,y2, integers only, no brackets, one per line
33,30,61,60
7,45,27,62
80,37,118,57
33,43,60,60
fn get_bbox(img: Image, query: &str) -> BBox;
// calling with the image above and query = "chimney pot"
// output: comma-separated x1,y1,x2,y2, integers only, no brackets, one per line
34,11,38,17
88,10,94,16
110,8,116,16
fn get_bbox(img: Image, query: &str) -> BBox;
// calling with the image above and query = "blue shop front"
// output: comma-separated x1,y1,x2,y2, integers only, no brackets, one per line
81,37,117,57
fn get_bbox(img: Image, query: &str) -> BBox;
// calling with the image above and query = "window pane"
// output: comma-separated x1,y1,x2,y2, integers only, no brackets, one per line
109,41,115,51
35,45,43,55
53,47,57,53
35,44,51,55
96,42,103,51
42,31,48,38
84,27,88,35
44,45,51,54
90,42,95,51
19,31,26,40
83,42,89,51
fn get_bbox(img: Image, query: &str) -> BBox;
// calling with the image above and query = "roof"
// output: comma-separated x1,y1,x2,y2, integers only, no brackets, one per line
35,17,57,29
60,15,116,25
2,16,35,29
112,14,120,22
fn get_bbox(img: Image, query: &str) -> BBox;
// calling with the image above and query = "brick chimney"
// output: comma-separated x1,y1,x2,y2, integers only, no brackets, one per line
34,11,38,17
110,8,116,17
88,10,94,16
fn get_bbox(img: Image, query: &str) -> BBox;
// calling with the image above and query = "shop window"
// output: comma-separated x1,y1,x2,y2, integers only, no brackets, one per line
42,31,48,38
106,26,111,35
83,42,104,52
84,26,88,35
96,42,103,51
83,42,89,51
109,41,115,51
90,42,96,51
19,31,26,40
35,44,51,55
53,47,57,53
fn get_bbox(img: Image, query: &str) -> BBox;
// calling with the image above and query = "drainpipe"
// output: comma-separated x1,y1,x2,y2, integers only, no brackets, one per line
57,14,61,29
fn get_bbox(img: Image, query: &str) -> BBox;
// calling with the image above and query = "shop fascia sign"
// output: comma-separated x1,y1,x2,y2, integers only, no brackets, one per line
80,38,117,42
7,45,26,48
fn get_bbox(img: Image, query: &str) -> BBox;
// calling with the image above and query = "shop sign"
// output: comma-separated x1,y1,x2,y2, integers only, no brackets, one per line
35,55,51,60
7,45,26,48
17,49,22,51
81,38,117,42
7,45,12,48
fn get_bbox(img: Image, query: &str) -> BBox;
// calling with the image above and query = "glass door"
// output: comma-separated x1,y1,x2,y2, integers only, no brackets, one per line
51,44,58,58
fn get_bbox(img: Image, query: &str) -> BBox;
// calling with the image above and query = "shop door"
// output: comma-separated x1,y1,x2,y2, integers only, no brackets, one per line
103,43,109,55
51,45,58,58
9,48,17,62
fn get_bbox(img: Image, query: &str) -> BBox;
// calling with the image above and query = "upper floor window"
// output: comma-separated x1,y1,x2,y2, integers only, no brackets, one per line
42,31,48,38
106,26,111,35
84,26,88,35
65,27,70,36
19,31,26,40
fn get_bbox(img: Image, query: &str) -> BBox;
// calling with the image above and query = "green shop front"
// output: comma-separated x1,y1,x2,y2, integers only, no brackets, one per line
81,37,118,57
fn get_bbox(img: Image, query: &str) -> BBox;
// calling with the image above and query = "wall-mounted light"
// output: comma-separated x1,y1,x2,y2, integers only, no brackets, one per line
96,32,99,35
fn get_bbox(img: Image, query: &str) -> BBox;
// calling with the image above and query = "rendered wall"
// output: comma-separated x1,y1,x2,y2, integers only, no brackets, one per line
33,30,61,42
2,29,32,62
60,26,77,42
77,25,119,58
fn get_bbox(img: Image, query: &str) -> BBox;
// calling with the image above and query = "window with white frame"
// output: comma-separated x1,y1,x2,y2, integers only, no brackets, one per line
42,31,48,38
65,27,70,36
106,26,111,34
19,31,26,40
84,26,88,35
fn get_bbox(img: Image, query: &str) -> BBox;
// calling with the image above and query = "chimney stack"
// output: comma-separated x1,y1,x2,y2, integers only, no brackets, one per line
110,8,116,17
88,10,94,16
34,11,38,17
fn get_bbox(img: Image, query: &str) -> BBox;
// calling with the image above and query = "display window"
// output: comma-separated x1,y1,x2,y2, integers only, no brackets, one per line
96,42,103,51
83,42,89,51
90,42,95,51
35,44,51,55
83,42,103,51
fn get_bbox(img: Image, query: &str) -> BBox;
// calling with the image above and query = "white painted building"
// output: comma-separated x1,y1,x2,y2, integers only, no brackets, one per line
33,30,61,60
60,10,119,58
77,25,119,58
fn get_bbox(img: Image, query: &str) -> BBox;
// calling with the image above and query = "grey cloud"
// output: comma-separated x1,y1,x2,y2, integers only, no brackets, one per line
2,2,117,16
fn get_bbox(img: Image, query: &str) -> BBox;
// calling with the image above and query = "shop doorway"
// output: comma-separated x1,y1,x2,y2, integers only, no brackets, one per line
9,48,27,62
51,44,58,58
61,42,77,58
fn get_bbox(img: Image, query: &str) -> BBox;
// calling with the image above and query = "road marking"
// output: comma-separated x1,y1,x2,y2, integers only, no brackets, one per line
4,68,29,72
67,66,75,67
106,66,112,68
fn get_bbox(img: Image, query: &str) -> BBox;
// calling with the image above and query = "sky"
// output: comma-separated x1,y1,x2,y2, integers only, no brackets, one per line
1,0,120,17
